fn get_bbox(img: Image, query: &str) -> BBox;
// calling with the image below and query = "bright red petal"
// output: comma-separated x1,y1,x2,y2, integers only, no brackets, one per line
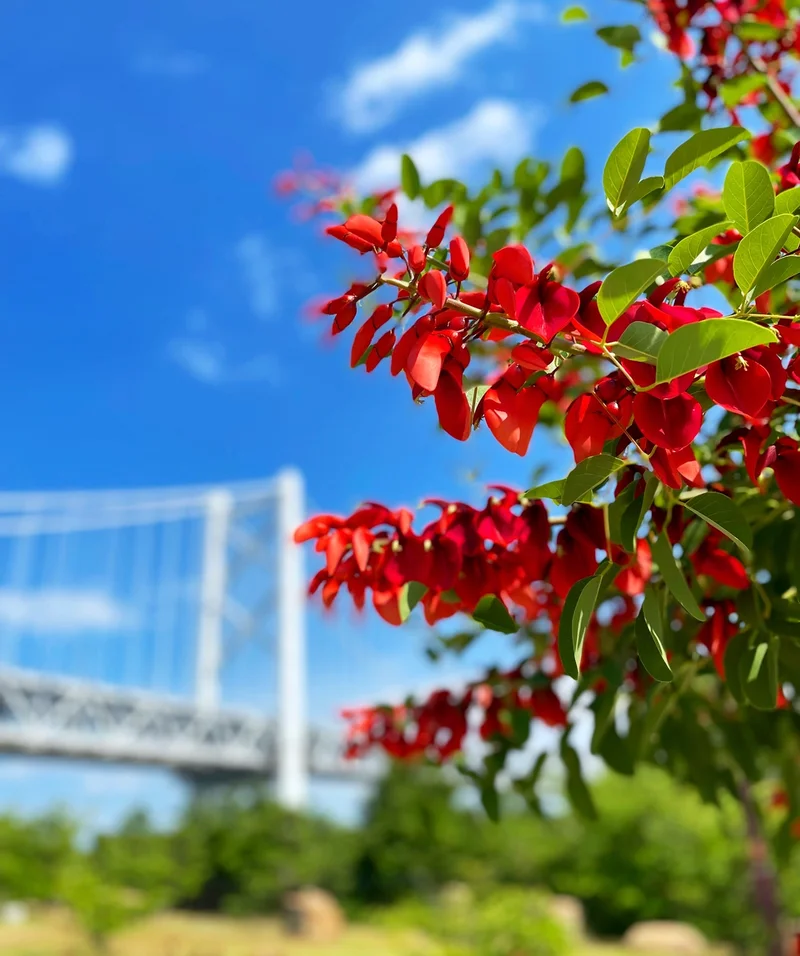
633,392,702,451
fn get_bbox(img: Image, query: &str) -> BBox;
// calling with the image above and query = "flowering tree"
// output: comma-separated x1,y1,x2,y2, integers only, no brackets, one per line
288,1,800,946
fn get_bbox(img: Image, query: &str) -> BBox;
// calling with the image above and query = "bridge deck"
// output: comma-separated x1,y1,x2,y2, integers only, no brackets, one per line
0,667,378,782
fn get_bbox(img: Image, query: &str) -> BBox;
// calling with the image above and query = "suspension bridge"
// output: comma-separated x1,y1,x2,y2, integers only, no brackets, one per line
0,470,377,808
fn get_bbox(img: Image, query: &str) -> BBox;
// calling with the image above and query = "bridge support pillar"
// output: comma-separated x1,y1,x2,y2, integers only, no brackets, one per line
276,468,307,809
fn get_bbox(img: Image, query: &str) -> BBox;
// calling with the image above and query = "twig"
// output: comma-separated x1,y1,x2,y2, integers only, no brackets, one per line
748,53,800,129
379,274,586,356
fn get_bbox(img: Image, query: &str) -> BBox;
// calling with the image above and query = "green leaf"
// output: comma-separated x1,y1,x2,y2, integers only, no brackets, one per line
608,479,639,548
562,5,589,22
655,318,778,384
733,213,798,294
525,479,567,502
398,581,427,622
597,258,667,325
724,631,752,704
636,589,674,682
401,154,421,200
719,74,767,110
663,127,751,192
596,24,641,52
620,473,659,553
613,321,667,363
744,635,779,710
561,454,626,505
775,188,800,216
723,161,775,234
570,80,609,103
558,563,615,679
602,128,650,217
668,220,734,276
472,594,518,634
651,531,705,622
561,739,597,820
620,176,664,214
480,780,500,821
407,581,427,612
465,384,491,418
752,254,800,298
681,491,753,554
736,20,783,42
658,101,704,133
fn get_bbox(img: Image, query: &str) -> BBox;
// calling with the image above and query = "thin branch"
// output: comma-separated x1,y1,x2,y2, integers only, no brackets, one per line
748,53,800,129
379,274,586,356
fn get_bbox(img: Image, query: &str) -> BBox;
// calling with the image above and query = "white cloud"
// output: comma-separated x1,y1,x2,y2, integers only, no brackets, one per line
167,337,282,386
167,338,225,383
235,234,276,319
338,0,544,132
0,125,73,185
353,98,542,194
134,51,207,78
0,589,134,633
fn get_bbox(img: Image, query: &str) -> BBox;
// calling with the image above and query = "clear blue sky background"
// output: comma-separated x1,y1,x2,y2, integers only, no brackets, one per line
0,0,686,831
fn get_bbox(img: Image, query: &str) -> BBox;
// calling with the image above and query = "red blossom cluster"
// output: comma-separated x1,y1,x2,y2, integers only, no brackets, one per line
649,0,793,116
342,673,567,763
294,489,553,627
299,479,770,759
317,202,800,507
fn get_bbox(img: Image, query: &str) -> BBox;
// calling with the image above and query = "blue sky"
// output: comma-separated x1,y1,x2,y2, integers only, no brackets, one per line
0,0,688,830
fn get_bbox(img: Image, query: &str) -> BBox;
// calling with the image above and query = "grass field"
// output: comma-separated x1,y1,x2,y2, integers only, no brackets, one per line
0,907,731,956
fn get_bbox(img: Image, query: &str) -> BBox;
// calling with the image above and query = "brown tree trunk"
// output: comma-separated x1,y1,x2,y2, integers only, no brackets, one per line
740,780,784,956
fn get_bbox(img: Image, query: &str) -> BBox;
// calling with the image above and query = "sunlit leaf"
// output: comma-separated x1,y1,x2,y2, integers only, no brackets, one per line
668,221,733,276
613,321,667,362
562,5,589,22
603,128,650,217
597,258,667,325
723,161,775,234
751,254,800,298
663,127,750,192
681,491,753,553
655,318,777,384
733,213,798,294
561,454,626,505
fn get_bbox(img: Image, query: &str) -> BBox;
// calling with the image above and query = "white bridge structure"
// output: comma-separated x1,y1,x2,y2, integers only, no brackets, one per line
0,471,375,808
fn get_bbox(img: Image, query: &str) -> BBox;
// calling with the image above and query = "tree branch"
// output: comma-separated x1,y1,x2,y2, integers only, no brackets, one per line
748,53,800,130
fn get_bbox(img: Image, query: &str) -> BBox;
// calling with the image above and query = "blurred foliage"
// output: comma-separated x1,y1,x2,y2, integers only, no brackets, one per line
374,887,569,956
0,765,798,951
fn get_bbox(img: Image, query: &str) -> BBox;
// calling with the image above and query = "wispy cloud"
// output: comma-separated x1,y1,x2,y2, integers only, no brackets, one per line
0,125,73,185
167,337,282,386
0,589,134,633
133,51,208,78
337,0,544,132
235,234,276,319
353,98,542,194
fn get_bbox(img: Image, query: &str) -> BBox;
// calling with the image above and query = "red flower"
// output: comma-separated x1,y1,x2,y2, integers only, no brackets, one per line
419,270,448,309
706,353,772,418
492,244,534,286
482,369,549,456
633,392,703,451
774,438,800,506
449,237,470,281
516,266,581,342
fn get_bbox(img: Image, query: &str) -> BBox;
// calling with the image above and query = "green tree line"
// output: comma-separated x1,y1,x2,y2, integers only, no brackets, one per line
0,765,798,950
